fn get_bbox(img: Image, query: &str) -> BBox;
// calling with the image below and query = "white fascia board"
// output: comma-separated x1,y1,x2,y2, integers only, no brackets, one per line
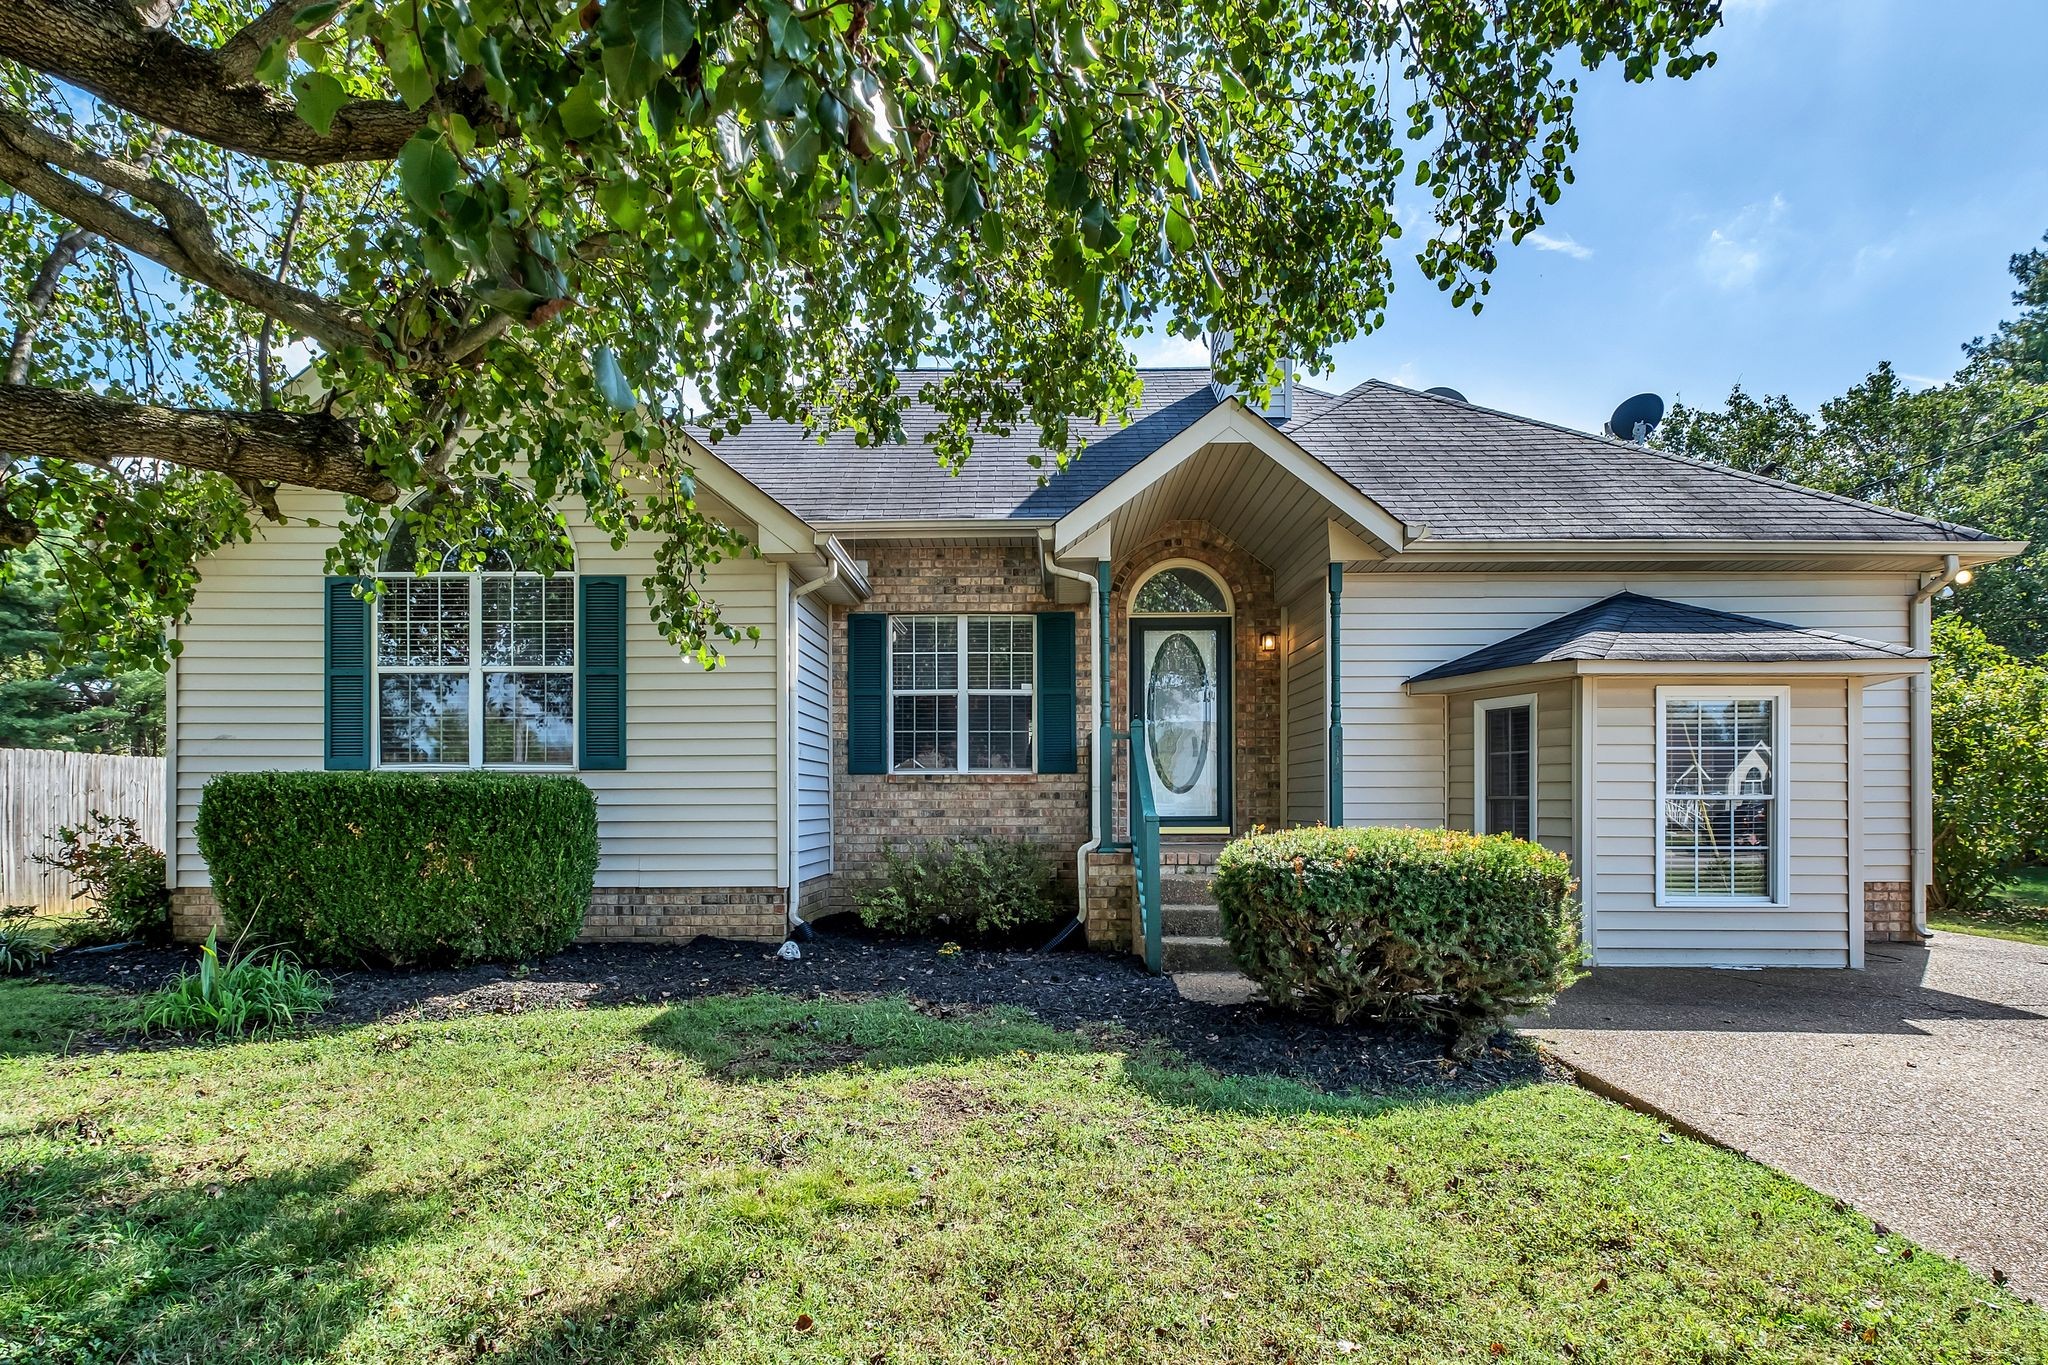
1051,399,1412,556
1404,657,1928,695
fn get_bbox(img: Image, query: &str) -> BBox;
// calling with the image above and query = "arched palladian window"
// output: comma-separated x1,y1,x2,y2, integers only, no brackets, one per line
375,490,576,768
1130,562,1232,615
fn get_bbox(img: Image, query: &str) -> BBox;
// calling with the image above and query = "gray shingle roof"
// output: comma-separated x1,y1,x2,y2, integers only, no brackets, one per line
1286,382,1993,544
1408,592,1921,685
703,369,1993,544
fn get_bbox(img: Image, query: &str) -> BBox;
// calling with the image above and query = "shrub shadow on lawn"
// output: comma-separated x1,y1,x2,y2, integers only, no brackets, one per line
639,992,1535,1118
0,1151,424,1362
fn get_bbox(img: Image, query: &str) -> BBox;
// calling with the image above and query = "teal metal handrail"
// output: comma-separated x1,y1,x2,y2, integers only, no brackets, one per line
1123,721,1164,973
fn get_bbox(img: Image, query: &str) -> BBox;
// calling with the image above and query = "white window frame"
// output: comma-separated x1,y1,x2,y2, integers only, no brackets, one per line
886,613,1036,775
1128,558,1235,617
1654,684,1791,909
1472,693,1538,841
372,570,579,772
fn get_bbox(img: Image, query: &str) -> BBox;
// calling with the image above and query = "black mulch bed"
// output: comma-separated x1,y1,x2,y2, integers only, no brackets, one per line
35,928,1550,1096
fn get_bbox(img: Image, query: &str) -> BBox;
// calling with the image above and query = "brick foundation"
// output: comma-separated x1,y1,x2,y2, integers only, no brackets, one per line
823,539,1094,915
1084,850,1135,953
1864,880,1919,943
169,885,788,944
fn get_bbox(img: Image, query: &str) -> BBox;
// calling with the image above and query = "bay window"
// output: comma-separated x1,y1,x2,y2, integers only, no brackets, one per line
1656,687,1787,904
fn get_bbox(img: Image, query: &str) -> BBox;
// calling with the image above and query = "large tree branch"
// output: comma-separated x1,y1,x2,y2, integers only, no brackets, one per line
217,0,336,86
0,107,376,353
0,0,445,166
0,384,398,501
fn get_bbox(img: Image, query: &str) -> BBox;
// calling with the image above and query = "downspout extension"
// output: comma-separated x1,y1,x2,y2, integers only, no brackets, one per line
1040,532,1104,944
785,561,844,933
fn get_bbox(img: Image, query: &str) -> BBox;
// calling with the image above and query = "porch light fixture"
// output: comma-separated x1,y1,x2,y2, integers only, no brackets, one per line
1258,630,1279,657
1955,568,1974,584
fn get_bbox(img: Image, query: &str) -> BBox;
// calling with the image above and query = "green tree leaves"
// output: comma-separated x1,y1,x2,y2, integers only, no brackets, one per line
1,0,1722,666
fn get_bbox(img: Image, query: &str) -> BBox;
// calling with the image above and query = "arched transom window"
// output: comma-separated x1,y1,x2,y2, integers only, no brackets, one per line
375,492,576,768
1130,562,1232,615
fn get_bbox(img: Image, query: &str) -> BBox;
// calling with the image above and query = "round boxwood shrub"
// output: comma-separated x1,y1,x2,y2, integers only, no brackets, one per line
195,771,599,966
1213,825,1579,1041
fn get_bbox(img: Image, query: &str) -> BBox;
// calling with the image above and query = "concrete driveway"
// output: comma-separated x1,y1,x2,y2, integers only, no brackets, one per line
1522,931,2048,1300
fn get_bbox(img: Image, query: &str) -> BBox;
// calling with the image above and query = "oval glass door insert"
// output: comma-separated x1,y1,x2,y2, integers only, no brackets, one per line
1145,631,1213,796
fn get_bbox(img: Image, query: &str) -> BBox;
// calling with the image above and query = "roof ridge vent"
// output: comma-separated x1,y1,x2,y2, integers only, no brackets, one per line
1208,331,1293,423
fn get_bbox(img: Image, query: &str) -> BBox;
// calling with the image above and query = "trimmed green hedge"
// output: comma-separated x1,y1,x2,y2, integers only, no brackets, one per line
853,837,1061,939
195,771,599,966
1213,825,1580,1042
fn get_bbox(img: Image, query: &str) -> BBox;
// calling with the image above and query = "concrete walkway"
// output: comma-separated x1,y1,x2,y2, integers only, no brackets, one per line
1523,931,2048,1299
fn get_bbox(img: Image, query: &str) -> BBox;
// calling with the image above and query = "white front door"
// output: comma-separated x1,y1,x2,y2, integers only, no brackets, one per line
1134,623,1228,827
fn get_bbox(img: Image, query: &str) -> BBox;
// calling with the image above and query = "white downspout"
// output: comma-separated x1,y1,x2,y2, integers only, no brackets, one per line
784,562,842,931
1040,532,1102,927
1907,554,1964,938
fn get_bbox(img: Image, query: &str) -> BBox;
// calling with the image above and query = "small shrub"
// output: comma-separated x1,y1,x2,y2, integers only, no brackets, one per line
0,909,49,976
139,929,329,1038
195,771,600,967
854,837,1061,939
1213,825,1579,1045
36,813,169,943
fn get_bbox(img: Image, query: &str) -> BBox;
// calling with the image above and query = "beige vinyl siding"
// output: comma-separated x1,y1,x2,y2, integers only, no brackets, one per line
793,589,833,880
1282,580,1327,825
1444,678,1575,860
172,489,784,891
1336,569,1914,829
1589,677,1851,966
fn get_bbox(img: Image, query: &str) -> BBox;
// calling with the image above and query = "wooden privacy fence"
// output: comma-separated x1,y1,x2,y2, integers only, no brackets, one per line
0,748,165,913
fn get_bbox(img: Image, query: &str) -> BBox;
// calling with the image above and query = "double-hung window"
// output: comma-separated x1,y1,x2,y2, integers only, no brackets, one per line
1474,695,1535,841
889,614,1034,772
375,505,576,769
1656,687,1787,904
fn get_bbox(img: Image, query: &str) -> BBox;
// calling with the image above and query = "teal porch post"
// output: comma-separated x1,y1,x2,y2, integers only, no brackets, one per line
1327,563,1344,825
1096,559,1119,849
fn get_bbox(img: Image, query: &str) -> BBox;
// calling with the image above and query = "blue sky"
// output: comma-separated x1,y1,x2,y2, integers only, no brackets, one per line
1140,0,2048,434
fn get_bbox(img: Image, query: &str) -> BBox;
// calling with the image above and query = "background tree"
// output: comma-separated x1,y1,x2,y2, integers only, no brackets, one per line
1659,234,2048,656
2,0,1721,666
0,555,165,753
1927,615,2048,914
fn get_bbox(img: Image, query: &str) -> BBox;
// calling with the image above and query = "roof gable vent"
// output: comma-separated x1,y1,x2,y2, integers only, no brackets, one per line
1208,331,1293,423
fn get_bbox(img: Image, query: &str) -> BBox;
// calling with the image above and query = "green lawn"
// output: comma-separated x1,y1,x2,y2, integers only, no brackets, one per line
1,981,2040,1363
1931,866,2048,947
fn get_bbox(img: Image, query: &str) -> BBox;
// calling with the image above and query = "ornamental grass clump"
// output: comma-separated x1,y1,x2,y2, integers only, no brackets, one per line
1213,825,1579,1046
139,929,329,1039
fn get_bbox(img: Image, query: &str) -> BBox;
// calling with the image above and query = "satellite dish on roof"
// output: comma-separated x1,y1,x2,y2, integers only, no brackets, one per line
1605,392,1665,443
1424,386,1467,403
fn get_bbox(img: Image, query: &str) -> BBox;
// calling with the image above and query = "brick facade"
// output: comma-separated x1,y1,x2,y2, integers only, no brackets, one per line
1083,850,1135,951
1109,520,1283,838
170,885,787,944
820,539,1096,917
1863,880,1919,943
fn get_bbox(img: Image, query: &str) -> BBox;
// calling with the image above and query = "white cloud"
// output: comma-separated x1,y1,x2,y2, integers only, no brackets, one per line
1132,330,1211,367
1698,194,1787,291
1524,230,1593,260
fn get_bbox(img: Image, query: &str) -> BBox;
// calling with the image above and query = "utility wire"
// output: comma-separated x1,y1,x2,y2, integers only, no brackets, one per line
1850,407,2048,498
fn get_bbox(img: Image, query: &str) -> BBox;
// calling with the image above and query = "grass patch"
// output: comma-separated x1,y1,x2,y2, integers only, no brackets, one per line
0,980,133,1057
1931,866,2048,946
0,991,2039,1362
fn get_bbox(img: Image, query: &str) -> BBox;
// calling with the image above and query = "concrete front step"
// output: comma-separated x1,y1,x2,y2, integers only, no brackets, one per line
1160,873,1216,902
1162,903,1223,936
1161,934,1239,973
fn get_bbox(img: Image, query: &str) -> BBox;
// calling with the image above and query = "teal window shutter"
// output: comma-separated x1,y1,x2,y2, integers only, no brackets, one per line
1035,611,1077,774
579,575,628,770
847,612,887,774
323,577,372,770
